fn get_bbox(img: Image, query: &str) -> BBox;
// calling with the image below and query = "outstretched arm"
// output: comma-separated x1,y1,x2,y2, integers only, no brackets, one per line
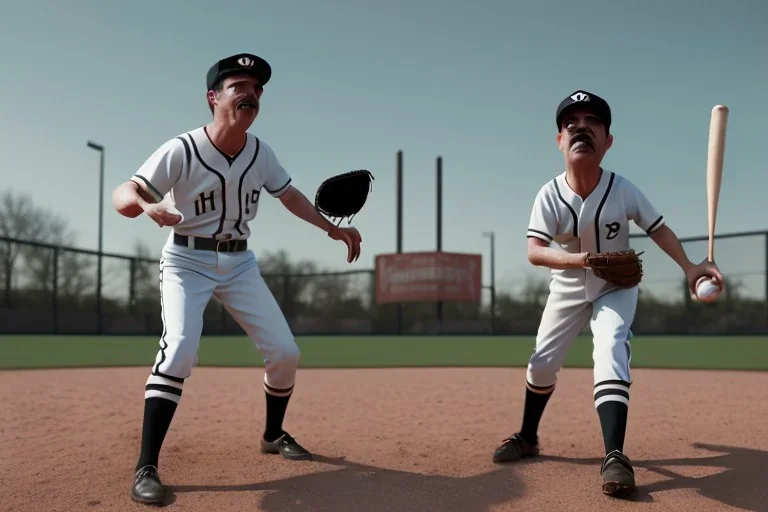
527,237,588,269
625,180,722,294
649,224,724,294
278,185,338,233
278,185,362,263
648,224,694,274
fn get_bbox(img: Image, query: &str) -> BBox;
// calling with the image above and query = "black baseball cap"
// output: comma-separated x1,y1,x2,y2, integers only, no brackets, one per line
555,90,612,131
206,53,272,91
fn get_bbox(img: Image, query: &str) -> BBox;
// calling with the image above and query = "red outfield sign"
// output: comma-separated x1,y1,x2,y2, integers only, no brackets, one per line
375,251,482,304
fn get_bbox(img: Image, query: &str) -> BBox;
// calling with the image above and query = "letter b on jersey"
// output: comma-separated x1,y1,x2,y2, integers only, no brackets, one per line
606,222,621,240
194,190,216,216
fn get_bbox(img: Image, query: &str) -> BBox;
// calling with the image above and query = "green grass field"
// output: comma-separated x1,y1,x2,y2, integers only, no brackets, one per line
1,334,767,371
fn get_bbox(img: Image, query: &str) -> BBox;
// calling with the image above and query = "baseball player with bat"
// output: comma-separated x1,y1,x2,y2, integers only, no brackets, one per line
491,90,724,498
111,53,367,505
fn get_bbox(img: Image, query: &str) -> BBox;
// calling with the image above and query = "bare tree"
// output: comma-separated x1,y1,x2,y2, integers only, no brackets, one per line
308,272,367,316
0,188,92,307
23,212,85,290
0,190,41,304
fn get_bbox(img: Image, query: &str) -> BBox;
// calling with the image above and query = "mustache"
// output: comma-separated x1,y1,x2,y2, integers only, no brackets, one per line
236,96,259,109
570,132,594,148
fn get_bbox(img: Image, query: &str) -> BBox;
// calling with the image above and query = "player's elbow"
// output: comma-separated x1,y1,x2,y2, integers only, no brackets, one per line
527,239,548,266
112,182,143,218
528,250,544,267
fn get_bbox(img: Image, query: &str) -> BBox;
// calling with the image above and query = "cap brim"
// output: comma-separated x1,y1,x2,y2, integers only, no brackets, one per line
557,103,608,128
210,60,272,90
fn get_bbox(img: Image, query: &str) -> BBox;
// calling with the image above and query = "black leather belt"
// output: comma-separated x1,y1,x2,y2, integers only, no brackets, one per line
173,233,247,252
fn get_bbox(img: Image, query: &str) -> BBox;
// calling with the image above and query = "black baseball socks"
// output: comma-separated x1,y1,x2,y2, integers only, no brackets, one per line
136,397,178,471
263,391,291,442
594,379,631,454
597,401,628,454
519,382,555,445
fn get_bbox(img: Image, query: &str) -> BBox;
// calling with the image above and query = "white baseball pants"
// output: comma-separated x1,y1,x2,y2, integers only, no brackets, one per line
525,286,637,409
144,242,299,404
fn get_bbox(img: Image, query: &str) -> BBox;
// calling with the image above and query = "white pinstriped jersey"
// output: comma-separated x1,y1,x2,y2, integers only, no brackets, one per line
527,169,664,300
130,126,291,241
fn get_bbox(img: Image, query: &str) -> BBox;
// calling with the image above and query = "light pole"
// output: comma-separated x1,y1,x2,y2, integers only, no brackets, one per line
87,141,105,334
482,231,496,334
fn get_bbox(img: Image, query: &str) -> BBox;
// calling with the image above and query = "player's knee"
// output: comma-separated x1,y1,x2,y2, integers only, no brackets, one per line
152,334,199,380
275,338,300,369
526,367,558,388
593,340,632,384
264,339,300,393
268,335,300,369
594,332,631,362
526,353,559,388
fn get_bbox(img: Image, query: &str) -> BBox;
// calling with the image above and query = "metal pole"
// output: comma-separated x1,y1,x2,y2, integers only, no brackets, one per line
764,233,768,330
483,231,496,334
99,149,104,334
436,156,443,334
87,141,104,334
396,150,403,335
397,150,403,254
52,247,59,334
765,233,768,304
490,232,496,334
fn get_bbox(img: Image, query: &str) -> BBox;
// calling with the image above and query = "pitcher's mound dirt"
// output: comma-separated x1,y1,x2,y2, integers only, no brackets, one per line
3,367,767,512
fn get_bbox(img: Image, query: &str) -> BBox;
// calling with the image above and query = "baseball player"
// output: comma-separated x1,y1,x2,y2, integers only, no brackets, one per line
491,90,724,498
111,53,363,505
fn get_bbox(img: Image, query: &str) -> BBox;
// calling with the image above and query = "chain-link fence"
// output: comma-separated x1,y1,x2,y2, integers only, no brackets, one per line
0,237,381,335
2,231,767,335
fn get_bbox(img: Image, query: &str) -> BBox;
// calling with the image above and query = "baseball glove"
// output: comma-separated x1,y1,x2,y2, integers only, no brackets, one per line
314,169,374,225
585,249,645,288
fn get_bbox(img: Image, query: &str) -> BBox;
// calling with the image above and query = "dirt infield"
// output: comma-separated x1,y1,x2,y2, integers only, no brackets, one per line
3,366,767,512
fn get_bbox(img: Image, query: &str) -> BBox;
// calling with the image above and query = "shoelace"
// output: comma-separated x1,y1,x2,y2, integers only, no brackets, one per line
602,451,632,473
136,466,157,481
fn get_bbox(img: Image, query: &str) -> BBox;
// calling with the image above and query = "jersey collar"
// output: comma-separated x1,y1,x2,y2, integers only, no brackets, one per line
559,167,609,203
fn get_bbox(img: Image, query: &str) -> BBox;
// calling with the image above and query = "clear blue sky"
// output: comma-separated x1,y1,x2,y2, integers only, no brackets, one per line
1,0,766,300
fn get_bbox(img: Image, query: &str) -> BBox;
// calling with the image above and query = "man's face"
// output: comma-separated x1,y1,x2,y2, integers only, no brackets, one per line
557,107,613,164
208,73,264,121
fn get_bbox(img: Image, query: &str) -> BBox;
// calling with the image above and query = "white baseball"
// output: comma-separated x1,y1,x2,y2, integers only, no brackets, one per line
695,277,721,303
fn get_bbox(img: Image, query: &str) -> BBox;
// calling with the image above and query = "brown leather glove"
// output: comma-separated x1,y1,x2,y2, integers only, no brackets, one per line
585,249,644,288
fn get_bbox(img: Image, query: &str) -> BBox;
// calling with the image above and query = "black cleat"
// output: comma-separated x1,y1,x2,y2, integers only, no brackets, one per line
260,432,313,461
601,450,637,498
492,433,540,463
130,465,166,505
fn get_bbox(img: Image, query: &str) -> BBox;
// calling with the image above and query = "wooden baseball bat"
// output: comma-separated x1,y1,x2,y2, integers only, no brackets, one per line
706,104,728,263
